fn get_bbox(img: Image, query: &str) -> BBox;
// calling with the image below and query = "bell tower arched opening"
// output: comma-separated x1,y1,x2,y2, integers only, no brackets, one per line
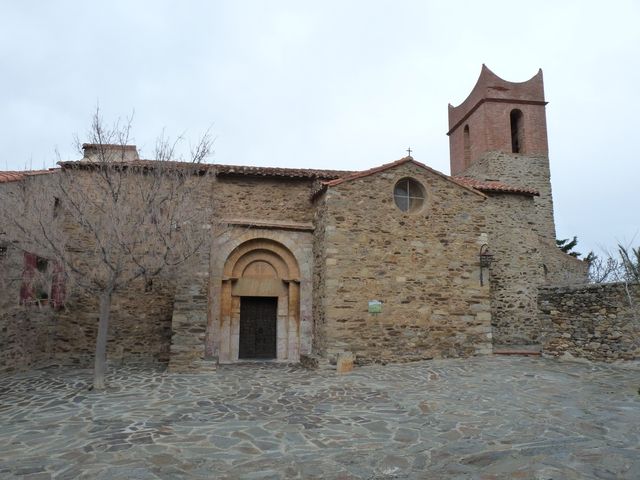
463,124,471,168
510,108,524,154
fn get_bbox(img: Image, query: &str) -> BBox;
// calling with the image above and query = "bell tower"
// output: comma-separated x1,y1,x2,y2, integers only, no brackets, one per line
447,65,556,242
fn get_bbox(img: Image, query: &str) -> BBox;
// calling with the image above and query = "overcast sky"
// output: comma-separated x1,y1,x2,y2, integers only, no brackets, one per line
1,1,638,256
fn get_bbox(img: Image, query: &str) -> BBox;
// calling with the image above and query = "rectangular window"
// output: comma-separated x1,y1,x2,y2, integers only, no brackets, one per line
19,252,65,308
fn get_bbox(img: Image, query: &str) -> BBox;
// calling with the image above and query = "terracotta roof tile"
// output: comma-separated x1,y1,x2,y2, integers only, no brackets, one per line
0,169,58,184
0,172,26,183
58,160,351,180
214,163,350,179
454,177,539,196
30,160,538,196
321,156,486,198
58,159,204,170
322,157,414,187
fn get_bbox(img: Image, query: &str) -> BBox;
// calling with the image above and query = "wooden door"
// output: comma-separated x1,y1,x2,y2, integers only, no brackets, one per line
239,297,277,359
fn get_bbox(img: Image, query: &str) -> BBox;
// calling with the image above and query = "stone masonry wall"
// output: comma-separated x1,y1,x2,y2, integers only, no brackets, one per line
312,195,328,356
54,278,175,367
0,242,58,372
169,174,317,370
0,237,173,372
481,193,545,345
48,168,194,368
0,181,57,372
317,162,492,364
168,249,210,372
2,171,320,372
165,174,215,372
539,283,640,361
215,176,316,223
540,238,589,286
461,152,556,244
0,308,57,373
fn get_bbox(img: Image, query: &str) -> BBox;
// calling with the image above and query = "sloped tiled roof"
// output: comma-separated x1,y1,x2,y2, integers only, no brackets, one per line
214,164,350,179
3,160,538,197
58,159,350,180
0,169,58,184
59,159,207,171
454,177,539,196
321,156,486,197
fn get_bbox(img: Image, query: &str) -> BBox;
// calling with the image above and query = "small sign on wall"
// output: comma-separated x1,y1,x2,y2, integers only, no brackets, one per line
368,300,382,314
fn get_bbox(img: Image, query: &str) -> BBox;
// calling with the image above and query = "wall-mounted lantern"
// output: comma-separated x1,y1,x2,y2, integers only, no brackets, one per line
479,244,494,286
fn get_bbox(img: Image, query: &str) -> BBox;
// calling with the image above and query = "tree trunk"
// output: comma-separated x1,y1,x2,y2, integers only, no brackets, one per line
93,289,113,390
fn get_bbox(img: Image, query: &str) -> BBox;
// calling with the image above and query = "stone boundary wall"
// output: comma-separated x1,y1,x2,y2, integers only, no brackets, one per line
539,282,640,361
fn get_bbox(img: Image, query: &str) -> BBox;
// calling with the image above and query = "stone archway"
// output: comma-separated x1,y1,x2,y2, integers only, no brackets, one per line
217,238,301,363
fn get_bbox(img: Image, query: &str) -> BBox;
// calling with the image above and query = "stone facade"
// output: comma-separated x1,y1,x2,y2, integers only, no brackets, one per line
313,161,492,364
1,65,600,374
539,283,640,361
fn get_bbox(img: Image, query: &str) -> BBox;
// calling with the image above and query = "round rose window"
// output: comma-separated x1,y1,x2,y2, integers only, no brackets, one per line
393,178,425,213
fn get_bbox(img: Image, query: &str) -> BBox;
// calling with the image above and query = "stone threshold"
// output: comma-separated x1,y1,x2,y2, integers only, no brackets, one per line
493,350,542,356
218,359,298,365
493,344,542,356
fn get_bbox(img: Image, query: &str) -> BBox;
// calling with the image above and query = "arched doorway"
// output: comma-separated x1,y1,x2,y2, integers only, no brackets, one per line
217,238,301,363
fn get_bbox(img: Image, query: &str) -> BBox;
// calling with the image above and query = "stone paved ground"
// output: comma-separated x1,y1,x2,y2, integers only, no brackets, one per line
0,357,639,480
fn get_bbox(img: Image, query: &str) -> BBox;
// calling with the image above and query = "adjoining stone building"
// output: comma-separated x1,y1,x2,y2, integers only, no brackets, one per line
0,66,587,373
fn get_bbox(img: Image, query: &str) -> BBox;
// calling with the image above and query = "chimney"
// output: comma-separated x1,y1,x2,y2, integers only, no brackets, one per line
82,144,139,163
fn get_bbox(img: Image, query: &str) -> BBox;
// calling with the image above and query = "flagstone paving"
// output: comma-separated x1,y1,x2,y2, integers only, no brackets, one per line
0,356,639,479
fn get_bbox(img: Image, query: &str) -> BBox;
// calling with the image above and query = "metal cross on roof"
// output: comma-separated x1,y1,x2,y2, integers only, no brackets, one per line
406,147,412,156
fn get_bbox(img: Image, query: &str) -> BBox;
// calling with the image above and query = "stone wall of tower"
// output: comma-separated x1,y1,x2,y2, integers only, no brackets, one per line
480,192,545,345
460,151,556,243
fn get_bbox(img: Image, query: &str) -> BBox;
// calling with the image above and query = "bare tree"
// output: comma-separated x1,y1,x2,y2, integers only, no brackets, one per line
0,109,219,390
587,245,640,285
587,253,623,284
619,245,640,284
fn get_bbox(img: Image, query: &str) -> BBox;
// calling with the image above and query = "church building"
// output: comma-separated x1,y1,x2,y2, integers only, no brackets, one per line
0,66,587,373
